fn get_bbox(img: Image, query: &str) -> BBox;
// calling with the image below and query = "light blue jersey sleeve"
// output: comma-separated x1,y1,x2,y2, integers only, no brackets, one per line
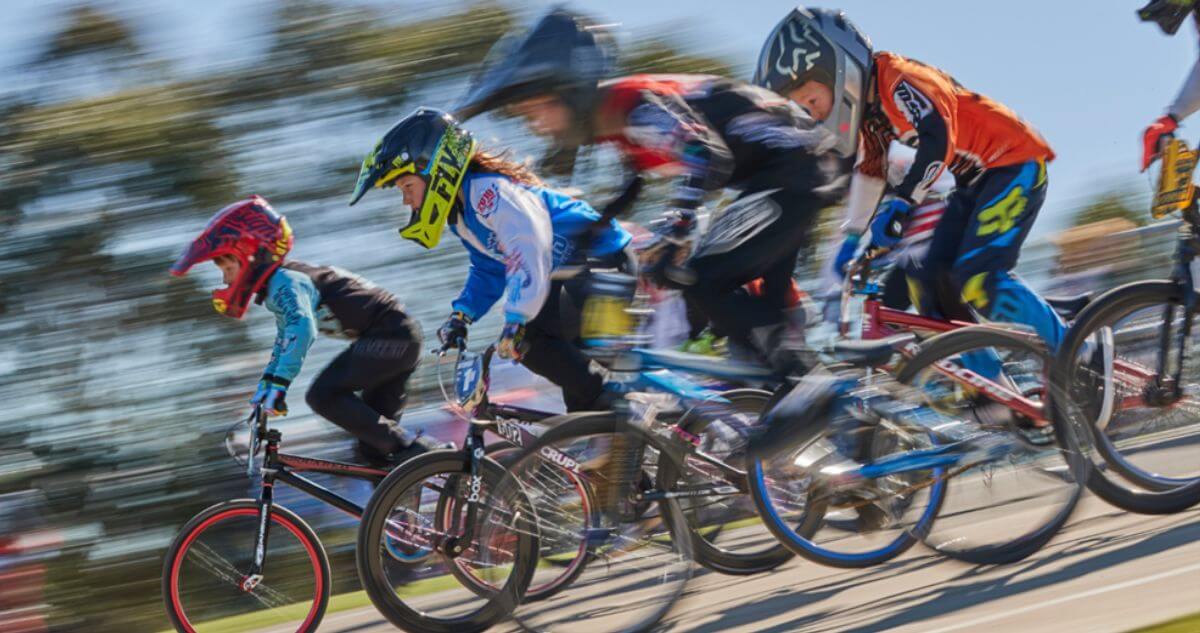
451,249,506,322
262,268,320,383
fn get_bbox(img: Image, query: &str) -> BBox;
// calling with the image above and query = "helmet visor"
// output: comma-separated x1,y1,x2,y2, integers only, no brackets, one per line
170,237,223,276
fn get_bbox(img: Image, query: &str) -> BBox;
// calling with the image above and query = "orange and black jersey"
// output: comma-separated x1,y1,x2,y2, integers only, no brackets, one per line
859,52,1055,203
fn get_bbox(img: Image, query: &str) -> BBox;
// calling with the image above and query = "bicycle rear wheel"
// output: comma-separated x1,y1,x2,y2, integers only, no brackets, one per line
897,326,1089,564
162,500,329,633
356,451,536,633
1055,280,1200,513
483,412,694,633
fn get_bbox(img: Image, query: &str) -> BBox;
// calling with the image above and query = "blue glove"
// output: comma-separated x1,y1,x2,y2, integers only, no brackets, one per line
868,198,913,251
497,321,528,360
832,233,862,280
251,376,290,416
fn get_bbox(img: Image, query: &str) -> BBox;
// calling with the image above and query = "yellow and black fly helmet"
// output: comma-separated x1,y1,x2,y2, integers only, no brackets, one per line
349,107,477,248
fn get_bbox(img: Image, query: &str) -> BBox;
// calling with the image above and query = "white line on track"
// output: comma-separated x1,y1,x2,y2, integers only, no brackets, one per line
923,560,1200,633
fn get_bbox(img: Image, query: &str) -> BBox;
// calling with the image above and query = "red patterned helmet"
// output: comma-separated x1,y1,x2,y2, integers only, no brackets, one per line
170,196,293,318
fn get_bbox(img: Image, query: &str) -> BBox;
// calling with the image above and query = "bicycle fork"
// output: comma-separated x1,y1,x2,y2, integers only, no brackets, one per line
1150,233,1199,405
442,425,487,557
244,429,283,592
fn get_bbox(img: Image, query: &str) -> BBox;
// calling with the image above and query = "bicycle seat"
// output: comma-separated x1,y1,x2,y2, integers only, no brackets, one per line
1044,292,1092,321
832,334,915,367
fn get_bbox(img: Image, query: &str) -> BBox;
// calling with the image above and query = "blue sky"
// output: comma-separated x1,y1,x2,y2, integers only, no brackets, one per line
1,0,1190,234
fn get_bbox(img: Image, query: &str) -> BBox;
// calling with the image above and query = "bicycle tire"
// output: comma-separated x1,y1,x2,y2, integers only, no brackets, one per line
1054,280,1200,513
484,411,694,633
658,388,794,575
747,392,938,569
897,325,1088,565
162,499,330,633
471,440,595,601
356,450,536,633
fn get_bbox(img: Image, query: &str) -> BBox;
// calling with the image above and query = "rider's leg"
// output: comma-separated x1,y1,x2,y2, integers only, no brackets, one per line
305,316,423,457
905,189,1006,381
950,160,1066,352
685,185,822,373
362,369,414,424
520,282,607,412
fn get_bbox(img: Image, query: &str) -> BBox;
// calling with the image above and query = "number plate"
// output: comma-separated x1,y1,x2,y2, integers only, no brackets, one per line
455,353,487,411
581,295,632,340
1153,138,1198,219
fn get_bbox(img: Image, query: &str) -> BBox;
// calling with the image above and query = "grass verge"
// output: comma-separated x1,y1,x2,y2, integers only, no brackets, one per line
1129,611,1200,633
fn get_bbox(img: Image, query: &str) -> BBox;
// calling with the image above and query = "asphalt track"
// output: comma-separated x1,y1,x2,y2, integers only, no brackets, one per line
257,493,1200,633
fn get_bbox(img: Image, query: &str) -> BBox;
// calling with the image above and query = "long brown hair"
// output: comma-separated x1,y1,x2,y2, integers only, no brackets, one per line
469,147,545,187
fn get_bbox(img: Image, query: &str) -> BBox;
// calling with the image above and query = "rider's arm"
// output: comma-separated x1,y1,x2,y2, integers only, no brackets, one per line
623,92,734,211
876,57,957,205
842,172,887,235
474,177,554,324
451,249,506,322
1169,55,1200,122
261,269,320,384
844,114,895,233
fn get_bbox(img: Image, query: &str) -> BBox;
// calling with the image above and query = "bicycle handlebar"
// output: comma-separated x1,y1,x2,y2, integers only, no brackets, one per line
838,247,890,337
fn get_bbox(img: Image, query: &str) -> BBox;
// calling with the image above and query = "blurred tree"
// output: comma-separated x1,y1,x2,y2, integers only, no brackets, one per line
38,4,140,64
1071,189,1148,229
619,38,736,77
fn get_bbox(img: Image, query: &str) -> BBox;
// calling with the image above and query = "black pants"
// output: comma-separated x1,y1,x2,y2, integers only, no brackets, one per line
684,181,825,350
305,312,422,457
520,247,636,412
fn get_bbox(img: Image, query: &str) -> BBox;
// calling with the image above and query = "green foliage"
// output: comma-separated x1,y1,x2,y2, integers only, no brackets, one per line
38,4,140,64
1071,189,1148,228
620,38,736,77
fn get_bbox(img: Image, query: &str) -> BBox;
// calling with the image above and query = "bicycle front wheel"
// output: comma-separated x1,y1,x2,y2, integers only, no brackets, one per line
162,500,329,633
1055,280,1200,513
898,325,1089,564
356,450,536,633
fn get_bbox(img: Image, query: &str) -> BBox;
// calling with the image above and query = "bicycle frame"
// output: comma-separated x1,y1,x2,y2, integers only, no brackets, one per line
843,277,1047,422
236,407,389,586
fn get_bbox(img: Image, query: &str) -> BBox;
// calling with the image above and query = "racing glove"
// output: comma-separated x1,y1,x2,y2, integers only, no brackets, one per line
867,198,912,253
640,208,698,287
831,233,862,280
251,376,290,416
1142,114,1178,172
437,311,471,351
497,321,528,360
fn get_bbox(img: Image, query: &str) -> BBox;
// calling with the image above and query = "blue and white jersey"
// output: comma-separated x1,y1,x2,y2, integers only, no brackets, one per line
449,172,631,324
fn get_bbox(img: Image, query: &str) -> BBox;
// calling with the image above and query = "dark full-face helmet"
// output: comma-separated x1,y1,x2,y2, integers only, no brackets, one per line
755,7,873,158
455,6,614,175
349,108,477,249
